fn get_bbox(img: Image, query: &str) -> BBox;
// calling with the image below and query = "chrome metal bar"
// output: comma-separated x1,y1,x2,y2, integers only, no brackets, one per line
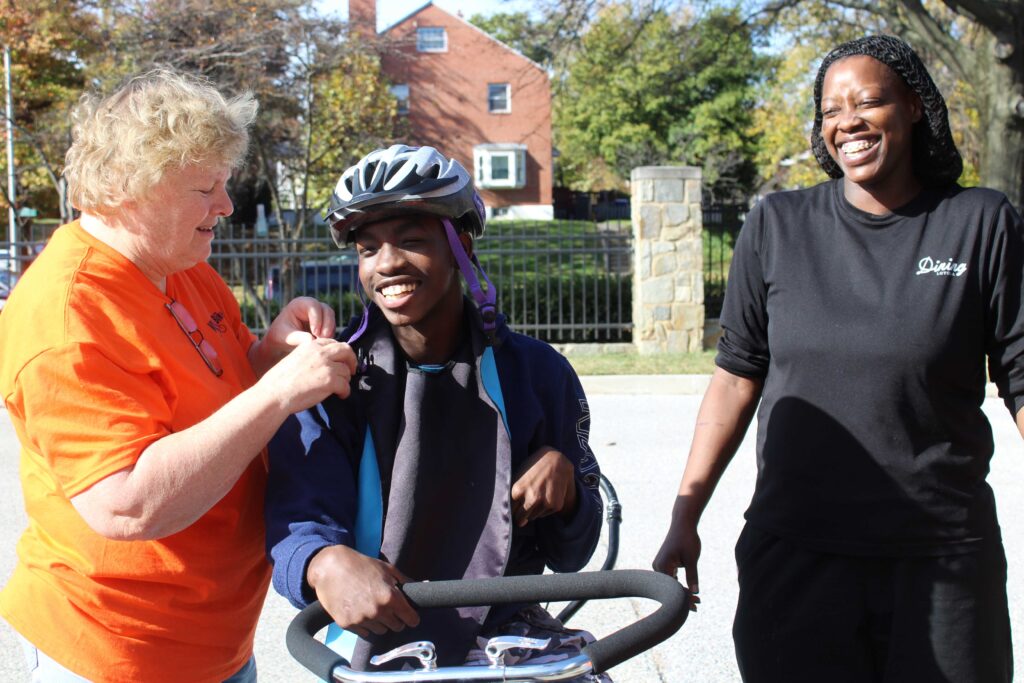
329,654,593,683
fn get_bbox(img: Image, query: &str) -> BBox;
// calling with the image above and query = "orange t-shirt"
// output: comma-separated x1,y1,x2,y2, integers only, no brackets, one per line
0,222,271,682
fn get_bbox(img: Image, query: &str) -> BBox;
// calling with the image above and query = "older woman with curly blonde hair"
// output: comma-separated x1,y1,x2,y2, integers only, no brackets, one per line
0,68,358,683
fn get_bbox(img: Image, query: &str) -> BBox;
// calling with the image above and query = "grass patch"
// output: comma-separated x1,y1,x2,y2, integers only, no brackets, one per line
565,350,717,375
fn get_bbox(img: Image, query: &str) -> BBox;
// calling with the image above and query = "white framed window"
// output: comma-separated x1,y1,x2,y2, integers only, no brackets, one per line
490,154,511,181
488,83,511,113
474,143,527,190
416,27,447,52
390,84,409,115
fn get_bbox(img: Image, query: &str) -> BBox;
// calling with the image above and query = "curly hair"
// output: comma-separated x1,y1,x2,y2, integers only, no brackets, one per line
810,34,962,187
64,68,258,213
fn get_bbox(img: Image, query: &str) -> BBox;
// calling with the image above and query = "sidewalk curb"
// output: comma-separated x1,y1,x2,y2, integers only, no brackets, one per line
0,379,1002,402
578,374,711,395
578,375,1003,398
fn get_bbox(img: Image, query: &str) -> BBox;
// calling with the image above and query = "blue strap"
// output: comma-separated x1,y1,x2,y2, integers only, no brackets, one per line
324,427,382,664
481,346,510,437
353,427,383,555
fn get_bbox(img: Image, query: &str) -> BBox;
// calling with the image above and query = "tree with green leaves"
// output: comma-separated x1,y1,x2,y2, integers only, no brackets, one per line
467,11,555,66
554,3,675,191
91,1,389,228
666,7,771,200
300,42,407,212
1,0,99,230
553,3,768,201
4,0,405,235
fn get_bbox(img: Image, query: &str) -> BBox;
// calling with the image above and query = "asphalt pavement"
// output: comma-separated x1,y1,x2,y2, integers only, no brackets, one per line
0,377,1020,682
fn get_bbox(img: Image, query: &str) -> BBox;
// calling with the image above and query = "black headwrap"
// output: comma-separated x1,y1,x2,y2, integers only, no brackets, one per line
810,34,963,187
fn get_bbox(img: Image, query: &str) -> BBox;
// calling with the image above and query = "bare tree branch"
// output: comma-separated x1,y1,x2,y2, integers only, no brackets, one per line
763,0,974,82
893,0,972,81
0,113,70,221
940,0,1019,33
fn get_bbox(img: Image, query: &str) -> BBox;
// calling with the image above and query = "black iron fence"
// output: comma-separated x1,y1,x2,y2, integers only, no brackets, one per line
479,216,632,343
3,202,742,339
701,204,746,320
1,213,633,343
212,216,634,342
0,240,45,307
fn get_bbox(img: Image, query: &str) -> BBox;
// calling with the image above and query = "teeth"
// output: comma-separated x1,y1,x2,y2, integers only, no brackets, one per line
381,283,416,298
841,140,876,154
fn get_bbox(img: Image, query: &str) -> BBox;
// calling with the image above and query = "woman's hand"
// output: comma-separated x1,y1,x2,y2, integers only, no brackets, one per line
258,337,358,413
511,446,578,527
275,296,337,341
72,337,357,542
307,545,420,639
650,368,763,612
250,297,337,376
653,503,702,612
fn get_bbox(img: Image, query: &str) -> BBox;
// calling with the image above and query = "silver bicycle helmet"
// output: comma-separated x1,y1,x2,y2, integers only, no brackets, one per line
325,144,486,246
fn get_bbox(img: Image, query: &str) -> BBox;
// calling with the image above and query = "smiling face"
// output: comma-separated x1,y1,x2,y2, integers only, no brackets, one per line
820,55,923,212
116,163,234,284
354,215,468,361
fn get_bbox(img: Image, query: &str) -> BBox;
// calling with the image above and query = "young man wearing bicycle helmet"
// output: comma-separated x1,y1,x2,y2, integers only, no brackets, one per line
265,145,608,678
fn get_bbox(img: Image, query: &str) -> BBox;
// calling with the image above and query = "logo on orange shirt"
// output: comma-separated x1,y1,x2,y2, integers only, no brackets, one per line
207,311,227,333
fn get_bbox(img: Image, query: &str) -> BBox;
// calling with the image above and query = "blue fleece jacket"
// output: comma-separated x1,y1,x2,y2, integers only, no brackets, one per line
265,315,603,617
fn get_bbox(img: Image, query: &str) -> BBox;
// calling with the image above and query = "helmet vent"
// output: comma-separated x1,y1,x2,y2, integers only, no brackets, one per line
325,144,487,245
384,163,403,185
362,162,379,192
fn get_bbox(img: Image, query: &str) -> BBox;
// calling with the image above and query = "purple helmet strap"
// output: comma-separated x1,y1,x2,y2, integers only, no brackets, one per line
442,218,497,339
346,288,371,347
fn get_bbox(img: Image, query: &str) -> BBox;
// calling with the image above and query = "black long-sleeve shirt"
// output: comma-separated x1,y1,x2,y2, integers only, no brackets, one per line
717,180,1024,555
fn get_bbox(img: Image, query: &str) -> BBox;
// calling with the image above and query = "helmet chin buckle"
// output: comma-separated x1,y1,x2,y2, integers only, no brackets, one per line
479,303,499,347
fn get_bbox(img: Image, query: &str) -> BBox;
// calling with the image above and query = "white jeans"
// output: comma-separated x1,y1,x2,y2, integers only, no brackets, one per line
19,637,90,683
19,635,258,683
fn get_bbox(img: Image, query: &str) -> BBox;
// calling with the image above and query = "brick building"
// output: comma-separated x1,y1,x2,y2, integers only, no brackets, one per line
350,0,554,220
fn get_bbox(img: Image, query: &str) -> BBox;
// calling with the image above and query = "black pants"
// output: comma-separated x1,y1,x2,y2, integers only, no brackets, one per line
732,524,1013,683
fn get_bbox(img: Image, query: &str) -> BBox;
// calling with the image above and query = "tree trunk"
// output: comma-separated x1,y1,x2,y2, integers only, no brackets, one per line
933,1,1024,209
973,29,1024,210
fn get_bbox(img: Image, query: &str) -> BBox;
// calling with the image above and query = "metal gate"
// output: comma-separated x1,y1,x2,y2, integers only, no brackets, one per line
207,208,633,343
702,204,745,320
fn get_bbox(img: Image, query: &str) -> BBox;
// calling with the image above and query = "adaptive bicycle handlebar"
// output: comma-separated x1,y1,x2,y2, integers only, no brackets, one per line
287,569,689,682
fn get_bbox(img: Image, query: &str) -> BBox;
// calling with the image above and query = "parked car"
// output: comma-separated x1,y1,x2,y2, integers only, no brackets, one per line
266,253,360,301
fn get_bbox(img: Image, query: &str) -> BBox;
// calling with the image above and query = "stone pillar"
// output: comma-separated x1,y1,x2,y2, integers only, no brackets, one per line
630,166,704,354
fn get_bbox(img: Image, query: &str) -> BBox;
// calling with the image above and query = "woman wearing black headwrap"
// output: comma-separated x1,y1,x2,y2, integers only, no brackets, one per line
654,34,1023,682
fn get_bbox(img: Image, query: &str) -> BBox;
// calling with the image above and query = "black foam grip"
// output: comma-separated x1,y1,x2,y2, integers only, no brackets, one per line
287,569,689,677
286,600,340,682
574,571,689,672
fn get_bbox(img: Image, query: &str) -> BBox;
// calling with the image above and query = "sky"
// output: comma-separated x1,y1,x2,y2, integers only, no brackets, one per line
317,0,536,30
